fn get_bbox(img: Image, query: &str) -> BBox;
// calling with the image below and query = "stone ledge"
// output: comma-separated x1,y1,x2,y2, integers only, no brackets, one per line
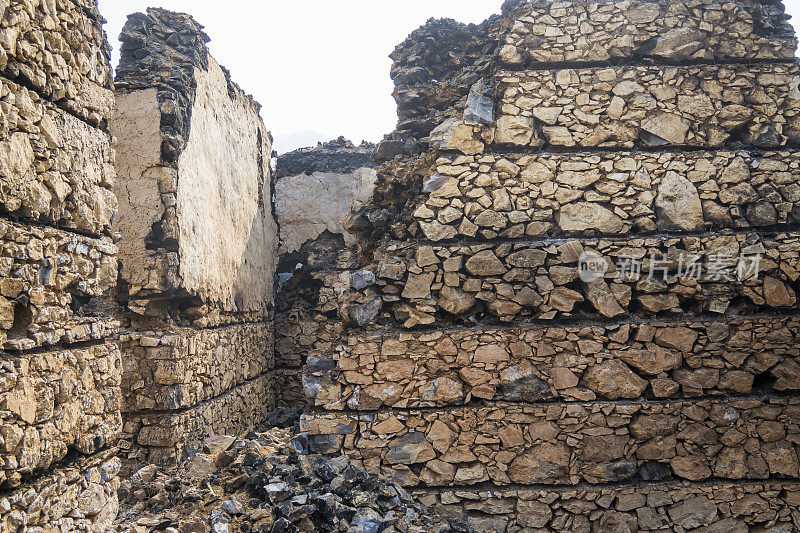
0,448,120,532
121,372,276,468
412,481,800,533
0,0,114,127
415,150,800,241
500,0,797,67
121,322,275,411
305,315,800,410
0,217,118,351
0,341,121,489
300,396,800,487
0,75,116,236
493,63,800,150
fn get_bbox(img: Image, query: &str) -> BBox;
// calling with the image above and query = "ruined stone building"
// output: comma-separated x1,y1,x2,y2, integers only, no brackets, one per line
1,0,800,531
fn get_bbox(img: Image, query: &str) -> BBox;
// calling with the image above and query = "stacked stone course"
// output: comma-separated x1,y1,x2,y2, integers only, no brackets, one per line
298,0,800,529
305,317,800,411
112,9,278,469
0,0,121,529
418,150,800,240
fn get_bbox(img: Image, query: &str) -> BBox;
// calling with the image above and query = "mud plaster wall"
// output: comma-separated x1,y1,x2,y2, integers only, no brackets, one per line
111,88,163,296
273,141,378,407
275,167,378,254
177,57,277,312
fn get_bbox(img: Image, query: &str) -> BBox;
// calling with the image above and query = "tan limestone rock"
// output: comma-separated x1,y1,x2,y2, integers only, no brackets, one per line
508,443,571,483
465,250,506,276
582,360,647,399
558,203,625,234
656,173,705,231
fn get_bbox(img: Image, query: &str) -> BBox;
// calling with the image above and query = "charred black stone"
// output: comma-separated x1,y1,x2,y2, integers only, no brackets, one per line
117,428,464,531
276,137,376,177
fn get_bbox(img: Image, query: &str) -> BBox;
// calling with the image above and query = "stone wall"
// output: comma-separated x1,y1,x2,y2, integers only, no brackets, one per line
0,0,121,529
274,140,378,407
305,316,800,411
112,8,278,468
298,0,800,530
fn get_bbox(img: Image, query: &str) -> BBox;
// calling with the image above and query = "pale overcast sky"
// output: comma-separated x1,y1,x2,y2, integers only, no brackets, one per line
98,0,800,154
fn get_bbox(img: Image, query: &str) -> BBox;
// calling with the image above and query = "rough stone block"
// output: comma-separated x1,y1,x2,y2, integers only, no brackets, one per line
412,482,800,533
0,76,116,236
375,231,800,325
0,341,121,489
121,322,274,411
0,0,114,126
495,63,800,149
275,368,304,408
275,307,345,369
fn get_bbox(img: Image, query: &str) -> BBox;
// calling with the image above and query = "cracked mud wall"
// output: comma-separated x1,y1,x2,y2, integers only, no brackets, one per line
112,88,164,302
112,8,278,469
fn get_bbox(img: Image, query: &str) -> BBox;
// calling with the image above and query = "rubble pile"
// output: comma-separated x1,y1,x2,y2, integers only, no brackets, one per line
115,428,466,533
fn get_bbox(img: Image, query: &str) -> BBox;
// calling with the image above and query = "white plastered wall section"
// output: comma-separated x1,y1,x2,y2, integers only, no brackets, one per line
275,167,378,254
111,88,168,295
177,56,277,313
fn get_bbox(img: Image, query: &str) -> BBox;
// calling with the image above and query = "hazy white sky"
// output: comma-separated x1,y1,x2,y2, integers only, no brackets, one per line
98,0,800,154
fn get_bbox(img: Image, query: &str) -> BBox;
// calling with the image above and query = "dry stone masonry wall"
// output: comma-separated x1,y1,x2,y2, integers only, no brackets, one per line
305,317,800,411
296,0,800,530
417,150,800,240
498,0,797,65
3,0,800,530
112,9,278,470
0,0,121,530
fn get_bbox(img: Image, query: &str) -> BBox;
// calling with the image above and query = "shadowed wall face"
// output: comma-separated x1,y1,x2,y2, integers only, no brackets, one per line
176,56,276,313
